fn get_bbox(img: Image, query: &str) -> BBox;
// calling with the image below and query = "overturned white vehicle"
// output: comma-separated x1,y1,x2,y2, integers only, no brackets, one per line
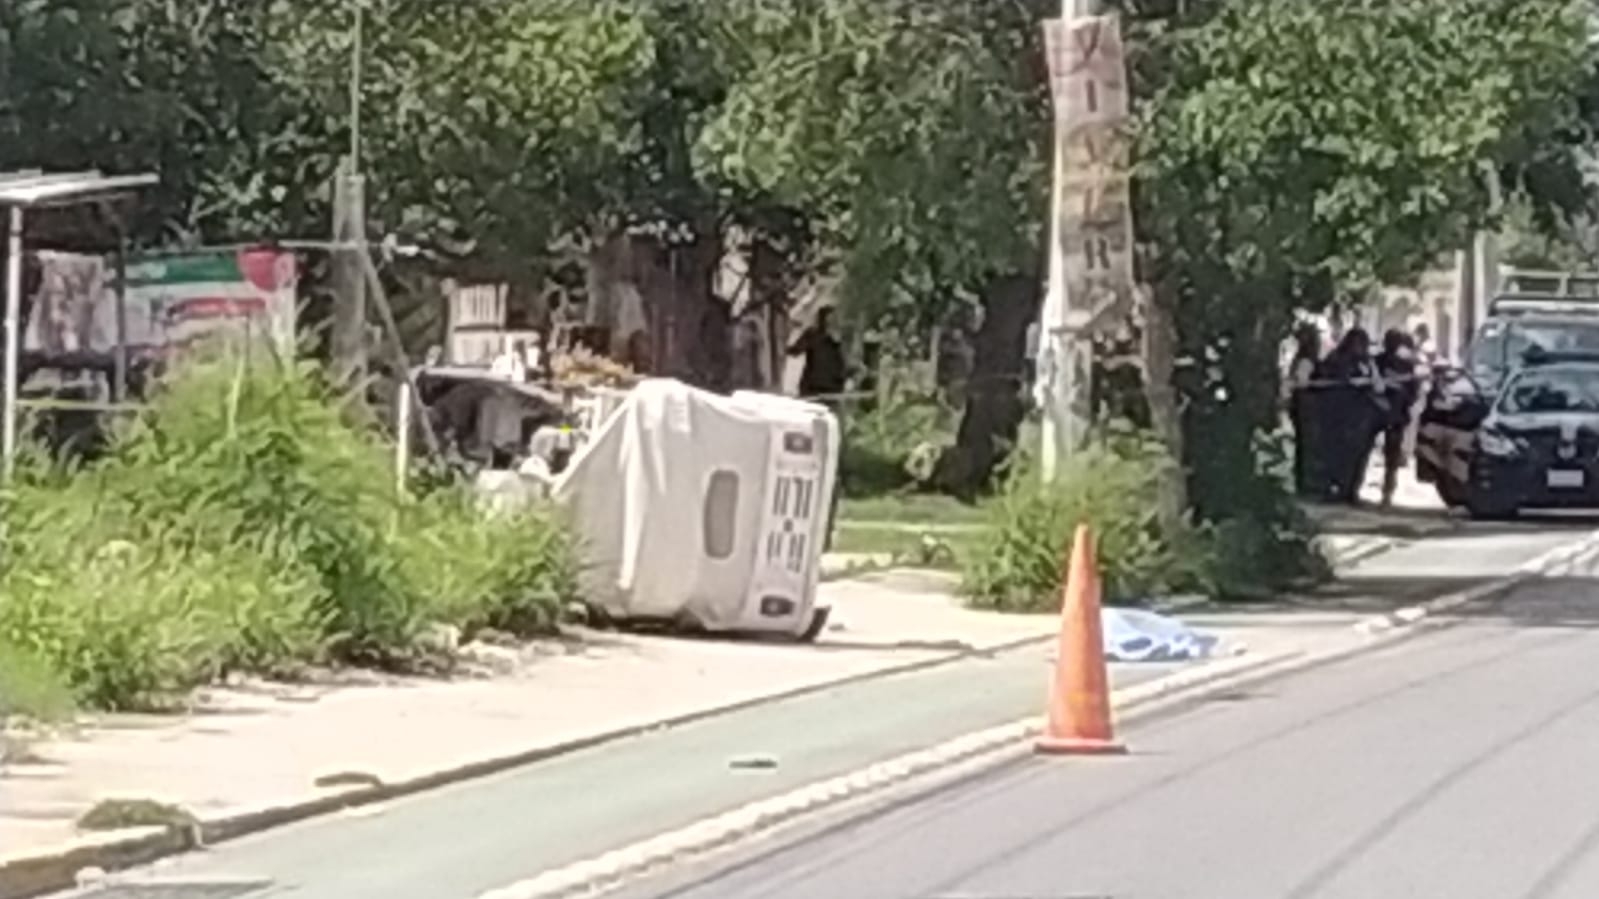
551,379,840,641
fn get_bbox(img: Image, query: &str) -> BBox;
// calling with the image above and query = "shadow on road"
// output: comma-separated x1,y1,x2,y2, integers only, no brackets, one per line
1307,501,1599,538
1444,575,1599,630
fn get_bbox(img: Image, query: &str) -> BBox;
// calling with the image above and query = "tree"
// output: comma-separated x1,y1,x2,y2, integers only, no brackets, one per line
0,1,328,244
1120,0,1594,556
701,0,1053,490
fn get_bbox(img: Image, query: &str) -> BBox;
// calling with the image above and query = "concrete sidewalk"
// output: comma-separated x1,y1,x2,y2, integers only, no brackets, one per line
1303,468,1456,568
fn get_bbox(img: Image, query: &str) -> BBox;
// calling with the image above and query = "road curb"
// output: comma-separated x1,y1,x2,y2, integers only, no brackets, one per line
1329,535,1400,567
0,828,183,899
0,629,1056,899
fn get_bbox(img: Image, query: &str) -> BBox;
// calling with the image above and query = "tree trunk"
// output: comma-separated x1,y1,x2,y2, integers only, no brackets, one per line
748,235,791,390
1140,285,1187,534
633,231,729,391
934,272,1037,498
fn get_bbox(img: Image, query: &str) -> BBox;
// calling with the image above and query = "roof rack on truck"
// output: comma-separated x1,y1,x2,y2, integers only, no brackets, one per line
1490,268,1599,317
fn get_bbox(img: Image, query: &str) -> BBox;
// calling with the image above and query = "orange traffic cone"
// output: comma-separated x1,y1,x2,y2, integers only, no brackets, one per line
1035,524,1126,756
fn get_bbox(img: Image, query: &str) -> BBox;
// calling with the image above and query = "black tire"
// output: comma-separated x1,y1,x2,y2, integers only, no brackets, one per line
1435,475,1467,508
1415,455,1439,485
797,606,831,643
583,603,618,631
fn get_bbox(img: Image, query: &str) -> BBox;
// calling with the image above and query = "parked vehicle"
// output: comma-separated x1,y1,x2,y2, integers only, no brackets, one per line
1454,352,1599,518
1416,269,1599,507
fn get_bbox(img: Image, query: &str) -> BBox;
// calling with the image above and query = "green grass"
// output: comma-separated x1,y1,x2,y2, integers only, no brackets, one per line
0,642,76,722
838,492,990,527
830,492,990,567
830,525,978,564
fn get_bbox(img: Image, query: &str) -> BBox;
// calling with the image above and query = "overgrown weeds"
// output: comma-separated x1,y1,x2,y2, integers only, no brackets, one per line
0,358,576,710
960,432,1210,612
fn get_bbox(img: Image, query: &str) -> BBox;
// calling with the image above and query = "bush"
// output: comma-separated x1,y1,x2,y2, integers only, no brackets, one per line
960,434,1208,613
0,641,75,722
0,357,576,709
397,489,577,637
1201,432,1328,599
838,392,953,497
105,358,423,658
0,477,328,709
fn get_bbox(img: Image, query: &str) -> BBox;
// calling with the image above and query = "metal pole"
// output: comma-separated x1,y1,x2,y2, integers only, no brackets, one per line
2,206,23,481
349,2,363,166
113,228,129,402
330,1,368,388
394,378,411,492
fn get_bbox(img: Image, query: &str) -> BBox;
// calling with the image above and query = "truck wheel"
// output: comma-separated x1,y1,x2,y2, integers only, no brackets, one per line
1435,476,1467,508
1416,457,1438,485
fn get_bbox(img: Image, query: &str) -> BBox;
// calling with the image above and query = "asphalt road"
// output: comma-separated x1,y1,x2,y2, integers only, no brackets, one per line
107,643,1176,899
616,568,1599,899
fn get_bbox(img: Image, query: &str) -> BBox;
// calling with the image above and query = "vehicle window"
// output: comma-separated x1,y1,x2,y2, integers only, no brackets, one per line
1499,368,1599,414
1468,320,1599,382
702,469,740,560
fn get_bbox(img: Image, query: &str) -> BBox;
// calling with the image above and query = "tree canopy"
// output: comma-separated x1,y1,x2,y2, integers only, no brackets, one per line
4,0,1598,533
1116,0,1595,526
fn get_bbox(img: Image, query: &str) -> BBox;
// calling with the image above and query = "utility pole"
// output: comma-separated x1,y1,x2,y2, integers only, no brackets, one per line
330,2,368,387
2,206,21,482
1038,0,1134,483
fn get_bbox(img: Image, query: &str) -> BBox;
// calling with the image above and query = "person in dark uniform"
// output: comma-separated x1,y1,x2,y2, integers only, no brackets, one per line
1375,328,1419,507
789,307,846,404
1286,324,1324,497
1316,328,1386,504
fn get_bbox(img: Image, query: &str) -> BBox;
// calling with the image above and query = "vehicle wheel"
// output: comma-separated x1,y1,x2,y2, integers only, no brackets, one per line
797,606,831,643
582,603,618,631
1435,476,1467,508
1415,457,1438,485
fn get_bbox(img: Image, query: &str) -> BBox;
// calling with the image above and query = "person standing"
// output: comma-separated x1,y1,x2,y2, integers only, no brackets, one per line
1286,324,1323,497
1316,328,1385,504
788,307,846,405
1412,322,1438,368
1376,329,1419,507
788,306,848,551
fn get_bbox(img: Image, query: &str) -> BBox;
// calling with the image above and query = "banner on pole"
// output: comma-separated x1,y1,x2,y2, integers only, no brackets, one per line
26,247,298,359
1043,14,1136,335
1043,15,1129,126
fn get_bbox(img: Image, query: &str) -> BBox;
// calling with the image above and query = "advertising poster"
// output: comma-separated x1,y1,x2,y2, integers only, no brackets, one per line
121,248,298,354
27,247,297,359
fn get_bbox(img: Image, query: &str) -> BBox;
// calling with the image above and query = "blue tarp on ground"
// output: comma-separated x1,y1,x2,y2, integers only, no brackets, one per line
1102,607,1219,662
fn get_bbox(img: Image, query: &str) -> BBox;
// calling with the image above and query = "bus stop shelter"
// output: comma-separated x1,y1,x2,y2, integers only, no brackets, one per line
0,169,157,480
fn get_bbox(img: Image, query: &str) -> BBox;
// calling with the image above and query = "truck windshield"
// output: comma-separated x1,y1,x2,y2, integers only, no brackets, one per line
1467,319,1599,384
1499,366,1599,414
